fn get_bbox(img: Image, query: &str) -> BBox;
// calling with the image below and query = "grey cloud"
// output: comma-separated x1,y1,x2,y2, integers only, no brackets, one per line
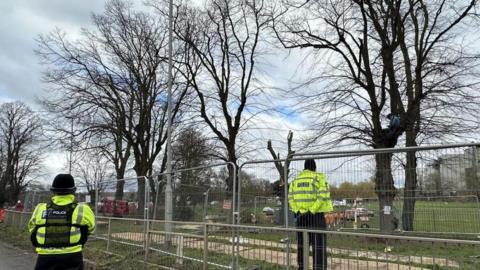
0,0,106,104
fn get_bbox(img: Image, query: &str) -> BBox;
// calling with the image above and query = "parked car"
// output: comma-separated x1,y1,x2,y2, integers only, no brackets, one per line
344,208,374,221
333,199,347,206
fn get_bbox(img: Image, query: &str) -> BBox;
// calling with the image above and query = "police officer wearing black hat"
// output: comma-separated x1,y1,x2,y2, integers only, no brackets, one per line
28,174,95,270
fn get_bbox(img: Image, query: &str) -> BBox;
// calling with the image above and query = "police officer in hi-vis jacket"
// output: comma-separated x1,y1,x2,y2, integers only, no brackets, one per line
288,159,333,270
28,174,95,270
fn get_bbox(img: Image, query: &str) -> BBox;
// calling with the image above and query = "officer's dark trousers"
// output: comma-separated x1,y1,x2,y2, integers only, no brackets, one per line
296,212,327,270
34,251,84,270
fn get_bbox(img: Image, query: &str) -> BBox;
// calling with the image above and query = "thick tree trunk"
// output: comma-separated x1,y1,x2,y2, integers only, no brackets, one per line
113,171,125,218
375,153,398,233
153,175,165,220
402,132,417,231
133,161,149,219
114,172,125,201
226,148,238,224
137,176,146,219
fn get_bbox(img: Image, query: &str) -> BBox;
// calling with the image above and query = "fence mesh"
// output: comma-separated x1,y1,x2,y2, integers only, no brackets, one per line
239,145,480,236
95,177,148,220
3,144,480,269
152,163,234,224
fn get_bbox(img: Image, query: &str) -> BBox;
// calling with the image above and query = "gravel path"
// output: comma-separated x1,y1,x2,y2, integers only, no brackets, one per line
0,241,36,270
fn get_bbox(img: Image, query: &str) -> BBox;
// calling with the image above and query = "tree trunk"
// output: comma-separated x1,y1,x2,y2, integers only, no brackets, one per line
226,148,238,224
114,172,125,201
375,153,397,233
134,161,149,220
0,183,5,207
137,176,146,219
402,131,418,231
113,171,125,218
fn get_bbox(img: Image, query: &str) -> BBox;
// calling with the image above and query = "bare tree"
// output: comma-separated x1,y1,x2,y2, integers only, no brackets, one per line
267,130,295,225
170,127,214,220
275,0,480,232
73,149,112,203
173,0,273,193
267,130,295,192
0,102,43,207
37,0,190,216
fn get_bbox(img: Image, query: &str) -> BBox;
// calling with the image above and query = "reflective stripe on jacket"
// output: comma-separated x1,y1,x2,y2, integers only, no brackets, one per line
288,170,333,214
28,194,96,255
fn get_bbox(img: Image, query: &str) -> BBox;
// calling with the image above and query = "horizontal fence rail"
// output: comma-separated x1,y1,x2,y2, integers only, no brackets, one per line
3,144,479,269
5,210,478,270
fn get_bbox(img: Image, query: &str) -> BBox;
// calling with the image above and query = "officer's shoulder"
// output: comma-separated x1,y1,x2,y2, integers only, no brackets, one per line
76,202,93,209
36,202,47,208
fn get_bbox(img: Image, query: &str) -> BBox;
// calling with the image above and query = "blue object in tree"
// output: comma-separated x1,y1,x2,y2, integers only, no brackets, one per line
387,114,400,129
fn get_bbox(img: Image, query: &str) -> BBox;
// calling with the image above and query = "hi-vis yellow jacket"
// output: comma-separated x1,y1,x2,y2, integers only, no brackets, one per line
288,170,333,214
28,194,95,255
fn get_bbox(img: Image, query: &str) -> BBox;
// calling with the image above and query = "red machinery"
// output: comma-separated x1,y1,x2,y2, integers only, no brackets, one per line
0,208,4,223
99,197,131,216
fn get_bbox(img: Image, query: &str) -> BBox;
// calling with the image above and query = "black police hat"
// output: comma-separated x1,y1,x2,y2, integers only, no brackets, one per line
304,159,316,171
50,174,76,194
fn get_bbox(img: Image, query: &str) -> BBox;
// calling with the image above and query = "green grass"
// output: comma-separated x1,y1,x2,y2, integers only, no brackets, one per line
244,200,480,235
3,222,479,270
204,226,480,269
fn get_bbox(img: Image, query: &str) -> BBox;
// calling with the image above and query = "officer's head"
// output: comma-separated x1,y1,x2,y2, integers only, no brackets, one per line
386,113,393,119
304,159,316,171
50,173,76,195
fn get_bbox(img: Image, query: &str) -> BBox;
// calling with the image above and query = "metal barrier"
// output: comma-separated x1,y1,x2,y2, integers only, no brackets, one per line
3,144,479,269
151,162,236,224
2,210,31,231
3,205,480,268
238,143,480,269
6,211,476,270
327,195,480,234
150,162,237,268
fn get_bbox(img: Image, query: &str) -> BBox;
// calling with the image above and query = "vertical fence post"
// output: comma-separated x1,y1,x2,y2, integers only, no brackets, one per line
33,191,37,211
231,162,239,270
107,218,112,252
176,235,184,265
19,211,24,230
203,223,208,270
472,146,480,234
144,228,150,265
203,188,211,222
432,210,437,232
144,177,150,265
95,179,99,238
12,211,16,228
284,155,291,270
473,146,479,199
302,230,309,270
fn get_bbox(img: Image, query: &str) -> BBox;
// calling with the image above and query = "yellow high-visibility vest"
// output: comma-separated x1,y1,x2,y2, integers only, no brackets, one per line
28,194,95,255
288,170,333,214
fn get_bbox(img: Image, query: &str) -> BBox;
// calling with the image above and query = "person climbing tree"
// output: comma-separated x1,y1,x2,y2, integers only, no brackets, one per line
383,113,401,147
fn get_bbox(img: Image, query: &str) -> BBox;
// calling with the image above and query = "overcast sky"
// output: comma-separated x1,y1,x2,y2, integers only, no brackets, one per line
0,0,107,105
0,0,312,185
0,1,109,184
2,1,474,192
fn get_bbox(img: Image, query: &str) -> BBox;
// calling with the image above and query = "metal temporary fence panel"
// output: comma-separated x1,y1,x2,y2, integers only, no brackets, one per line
228,223,480,270
95,177,149,220
286,143,480,236
21,190,51,212
152,163,236,223
2,211,479,269
148,163,236,269
331,195,480,234
237,160,294,227
93,176,150,259
144,220,233,270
